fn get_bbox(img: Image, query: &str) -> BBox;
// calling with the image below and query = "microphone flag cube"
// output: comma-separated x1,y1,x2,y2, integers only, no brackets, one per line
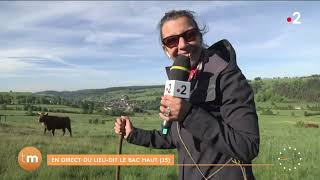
164,80,190,99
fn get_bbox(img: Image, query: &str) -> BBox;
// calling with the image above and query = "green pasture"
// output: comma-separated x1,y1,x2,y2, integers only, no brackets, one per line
0,107,319,180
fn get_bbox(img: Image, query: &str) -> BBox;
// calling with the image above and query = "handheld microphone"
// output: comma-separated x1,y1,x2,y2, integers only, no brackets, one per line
162,55,191,135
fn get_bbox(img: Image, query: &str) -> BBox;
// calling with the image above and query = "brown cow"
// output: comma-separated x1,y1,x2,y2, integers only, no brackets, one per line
305,123,319,128
38,112,72,136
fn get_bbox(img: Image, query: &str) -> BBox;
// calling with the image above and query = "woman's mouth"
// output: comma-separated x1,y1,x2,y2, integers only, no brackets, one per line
178,53,191,58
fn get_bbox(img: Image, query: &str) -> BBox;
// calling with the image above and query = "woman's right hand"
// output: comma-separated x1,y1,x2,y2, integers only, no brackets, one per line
114,116,133,139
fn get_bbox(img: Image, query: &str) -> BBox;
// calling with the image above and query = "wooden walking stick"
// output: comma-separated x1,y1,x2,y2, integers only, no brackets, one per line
116,117,126,180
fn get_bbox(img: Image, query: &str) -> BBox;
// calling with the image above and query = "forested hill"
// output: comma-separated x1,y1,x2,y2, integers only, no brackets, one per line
1,75,319,104
250,74,320,102
36,85,164,102
35,75,320,103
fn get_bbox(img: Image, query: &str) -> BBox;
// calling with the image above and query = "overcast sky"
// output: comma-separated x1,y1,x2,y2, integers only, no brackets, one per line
0,1,319,92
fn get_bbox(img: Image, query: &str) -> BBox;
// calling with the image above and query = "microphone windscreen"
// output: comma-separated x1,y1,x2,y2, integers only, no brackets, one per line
169,55,190,81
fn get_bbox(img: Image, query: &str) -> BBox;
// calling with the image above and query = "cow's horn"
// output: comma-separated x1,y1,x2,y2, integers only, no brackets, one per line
45,112,48,115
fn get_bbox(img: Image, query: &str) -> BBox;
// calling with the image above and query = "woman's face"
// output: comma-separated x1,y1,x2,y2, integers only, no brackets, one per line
161,16,202,68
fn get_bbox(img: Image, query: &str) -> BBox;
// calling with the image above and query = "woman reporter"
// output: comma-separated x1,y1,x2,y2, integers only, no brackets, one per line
114,9,259,180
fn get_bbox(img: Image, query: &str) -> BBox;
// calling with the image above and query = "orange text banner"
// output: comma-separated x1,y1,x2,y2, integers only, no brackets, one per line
47,154,174,166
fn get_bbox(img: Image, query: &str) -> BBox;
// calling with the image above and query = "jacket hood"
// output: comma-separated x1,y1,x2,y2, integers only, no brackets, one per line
206,39,237,70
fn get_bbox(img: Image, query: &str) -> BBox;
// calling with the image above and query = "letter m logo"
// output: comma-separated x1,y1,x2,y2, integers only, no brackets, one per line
26,155,39,163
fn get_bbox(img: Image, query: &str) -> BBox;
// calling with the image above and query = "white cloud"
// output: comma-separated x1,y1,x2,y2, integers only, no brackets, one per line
0,58,34,74
84,31,145,45
0,1,319,92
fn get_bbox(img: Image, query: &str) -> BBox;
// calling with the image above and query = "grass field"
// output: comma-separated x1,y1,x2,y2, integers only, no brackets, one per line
0,107,319,180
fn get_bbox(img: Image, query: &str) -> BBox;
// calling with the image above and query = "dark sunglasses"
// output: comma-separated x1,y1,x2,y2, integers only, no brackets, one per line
162,28,199,48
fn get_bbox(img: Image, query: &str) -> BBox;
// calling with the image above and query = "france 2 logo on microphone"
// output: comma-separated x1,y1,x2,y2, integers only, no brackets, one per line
164,80,191,99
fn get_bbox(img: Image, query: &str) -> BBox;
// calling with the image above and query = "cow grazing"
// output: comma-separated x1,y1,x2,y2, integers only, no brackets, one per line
305,123,319,128
38,112,72,136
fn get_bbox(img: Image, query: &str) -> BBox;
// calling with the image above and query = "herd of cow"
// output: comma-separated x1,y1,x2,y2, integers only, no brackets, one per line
37,112,72,136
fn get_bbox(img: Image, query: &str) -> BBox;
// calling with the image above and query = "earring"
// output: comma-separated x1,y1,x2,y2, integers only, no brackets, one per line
166,51,171,59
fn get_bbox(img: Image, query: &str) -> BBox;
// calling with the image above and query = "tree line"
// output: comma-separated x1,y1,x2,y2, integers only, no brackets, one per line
250,75,320,102
0,93,162,116
1,75,319,115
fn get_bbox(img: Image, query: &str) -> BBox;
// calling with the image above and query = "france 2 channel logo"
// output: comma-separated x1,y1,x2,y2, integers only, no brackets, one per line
287,12,301,24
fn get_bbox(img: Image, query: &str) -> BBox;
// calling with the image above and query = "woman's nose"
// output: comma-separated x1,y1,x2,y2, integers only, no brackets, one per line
178,36,187,49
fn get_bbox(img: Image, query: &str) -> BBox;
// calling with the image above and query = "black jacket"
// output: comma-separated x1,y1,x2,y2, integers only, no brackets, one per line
127,40,260,180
